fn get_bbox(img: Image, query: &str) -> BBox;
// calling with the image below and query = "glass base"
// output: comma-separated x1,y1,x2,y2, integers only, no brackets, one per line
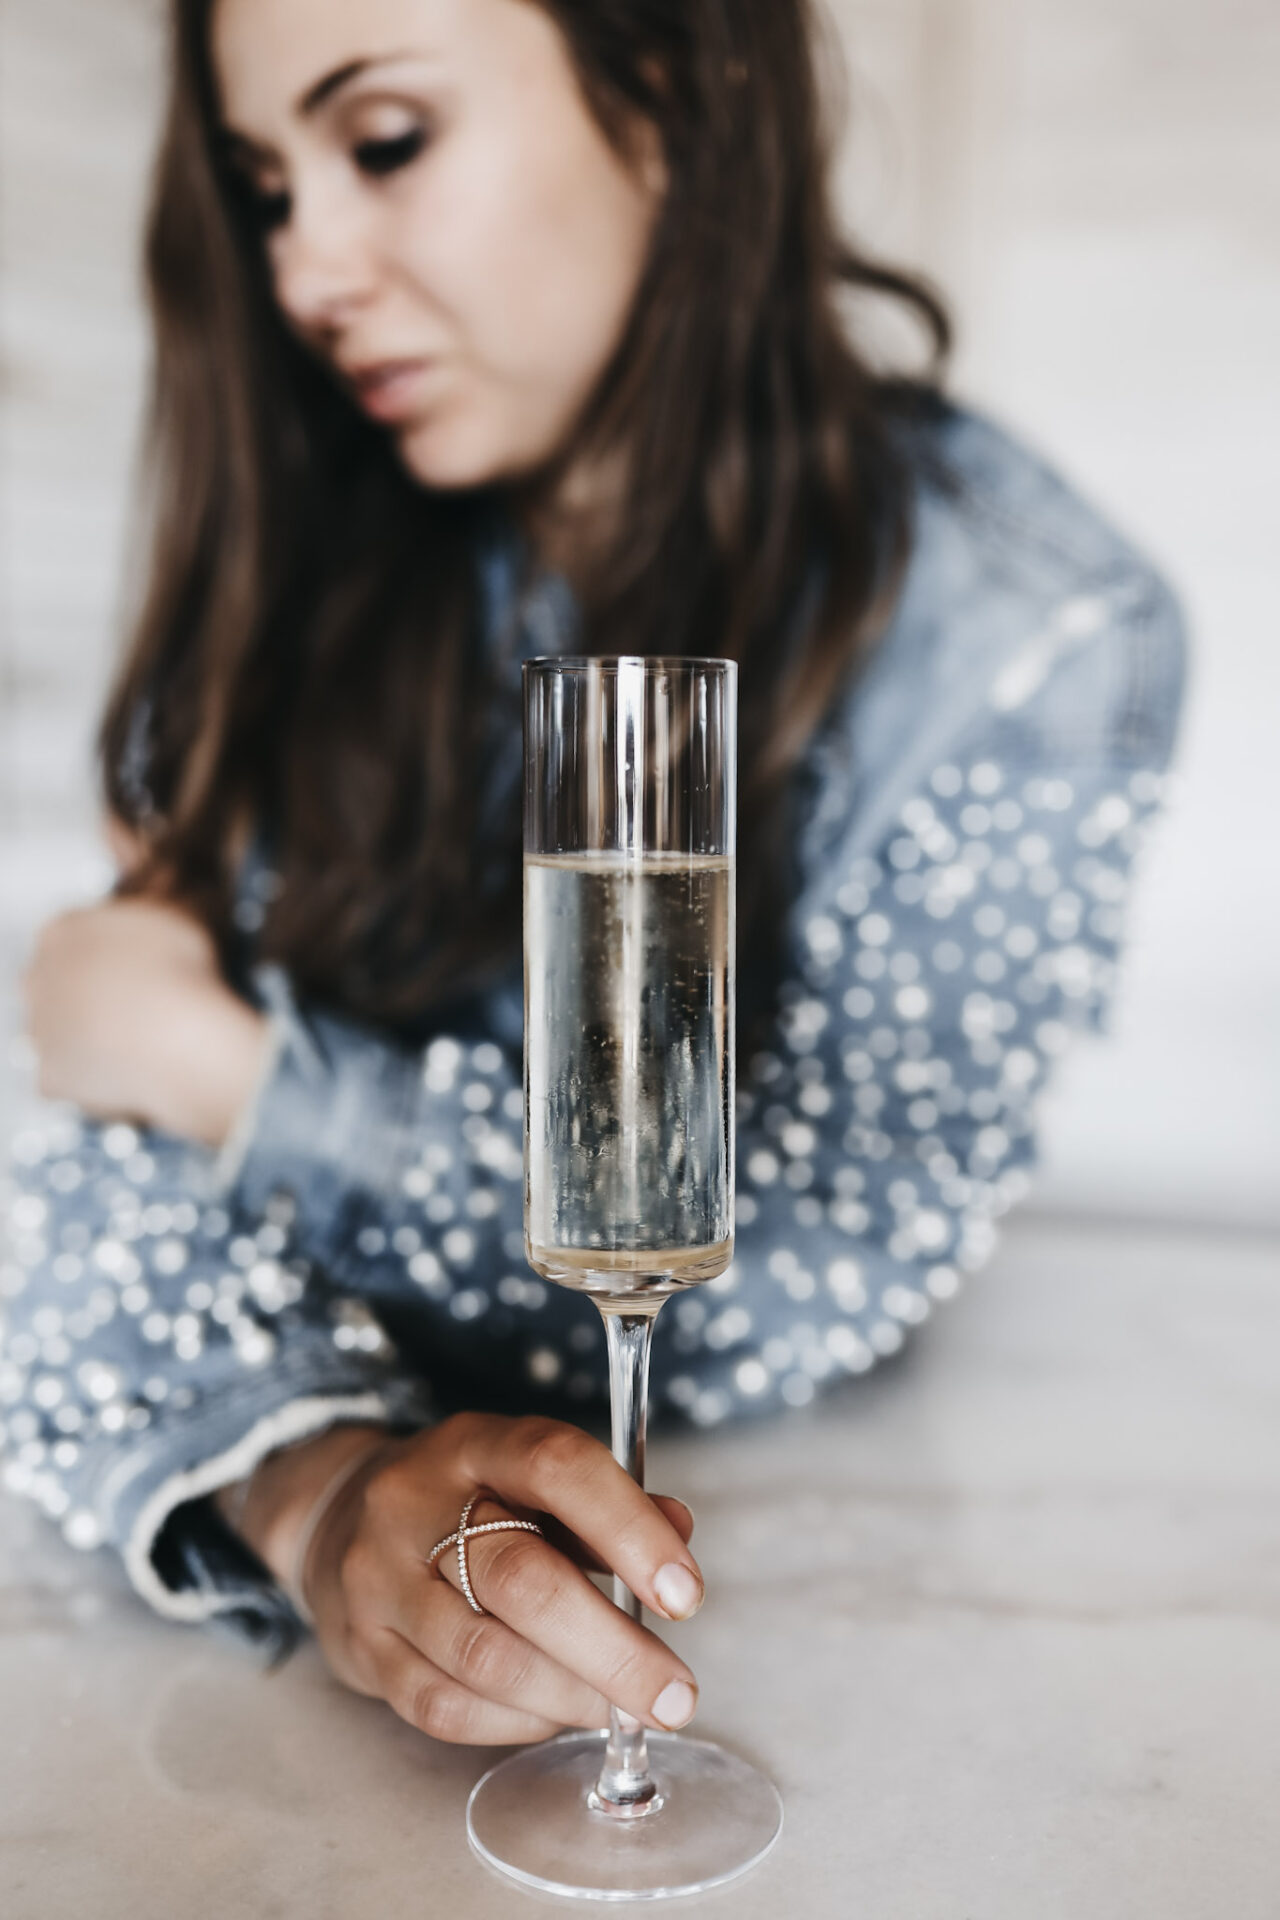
467,1729,783,1902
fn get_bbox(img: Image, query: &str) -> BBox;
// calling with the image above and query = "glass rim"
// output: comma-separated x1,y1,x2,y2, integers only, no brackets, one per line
522,654,736,676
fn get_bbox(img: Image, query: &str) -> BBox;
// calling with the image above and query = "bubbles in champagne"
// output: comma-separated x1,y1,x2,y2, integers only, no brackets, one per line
524,852,734,1301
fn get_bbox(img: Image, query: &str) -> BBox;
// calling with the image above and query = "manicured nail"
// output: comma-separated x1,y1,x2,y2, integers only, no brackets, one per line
651,1679,697,1730
668,1497,695,1528
654,1562,703,1620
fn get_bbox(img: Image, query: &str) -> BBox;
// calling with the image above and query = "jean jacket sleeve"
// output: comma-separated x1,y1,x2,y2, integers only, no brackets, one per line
0,1107,434,1664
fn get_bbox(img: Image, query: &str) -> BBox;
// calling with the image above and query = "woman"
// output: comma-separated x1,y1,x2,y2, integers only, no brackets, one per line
3,0,1185,1749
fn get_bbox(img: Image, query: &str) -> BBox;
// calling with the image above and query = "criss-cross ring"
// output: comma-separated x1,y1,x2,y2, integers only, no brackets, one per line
425,1495,545,1615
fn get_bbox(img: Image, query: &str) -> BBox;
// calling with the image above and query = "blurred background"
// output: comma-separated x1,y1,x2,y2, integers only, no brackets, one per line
2,0,1277,1229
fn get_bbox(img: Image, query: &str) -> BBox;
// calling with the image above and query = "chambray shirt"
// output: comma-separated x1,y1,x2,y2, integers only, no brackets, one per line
0,401,1188,1662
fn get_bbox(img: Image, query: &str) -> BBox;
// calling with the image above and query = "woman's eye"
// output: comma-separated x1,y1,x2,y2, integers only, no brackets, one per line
353,127,427,178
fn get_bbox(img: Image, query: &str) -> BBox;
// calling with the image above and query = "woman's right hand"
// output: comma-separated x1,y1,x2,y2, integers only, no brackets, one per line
248,1414,705,1746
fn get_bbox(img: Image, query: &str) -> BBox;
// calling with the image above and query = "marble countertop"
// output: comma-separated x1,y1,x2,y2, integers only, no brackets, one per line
2,1212,1276,1919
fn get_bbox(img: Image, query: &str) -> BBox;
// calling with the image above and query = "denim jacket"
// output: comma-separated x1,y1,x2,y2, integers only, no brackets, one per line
0,401,1189,1663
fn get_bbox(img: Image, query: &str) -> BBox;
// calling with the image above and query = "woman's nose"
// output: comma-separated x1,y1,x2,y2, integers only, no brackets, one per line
269,190,379,339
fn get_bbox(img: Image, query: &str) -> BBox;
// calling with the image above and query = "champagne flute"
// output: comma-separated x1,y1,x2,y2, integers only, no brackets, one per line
466,657,783,1900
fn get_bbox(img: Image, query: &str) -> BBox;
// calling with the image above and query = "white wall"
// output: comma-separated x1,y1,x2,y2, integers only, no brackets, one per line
3,0,1277,1224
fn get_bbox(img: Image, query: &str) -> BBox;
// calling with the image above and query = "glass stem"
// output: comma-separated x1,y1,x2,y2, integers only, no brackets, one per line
590,1303,664,1816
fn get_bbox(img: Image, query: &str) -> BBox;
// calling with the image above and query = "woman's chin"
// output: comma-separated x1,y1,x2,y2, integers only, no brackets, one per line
393,416,533,495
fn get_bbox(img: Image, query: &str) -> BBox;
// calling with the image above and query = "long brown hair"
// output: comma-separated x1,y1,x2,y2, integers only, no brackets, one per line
103,0,949,1036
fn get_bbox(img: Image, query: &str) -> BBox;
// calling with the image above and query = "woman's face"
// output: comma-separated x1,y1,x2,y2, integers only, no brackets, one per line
212,0,664,491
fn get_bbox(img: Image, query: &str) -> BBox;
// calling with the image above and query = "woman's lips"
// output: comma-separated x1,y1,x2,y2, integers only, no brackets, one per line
348,360,434,423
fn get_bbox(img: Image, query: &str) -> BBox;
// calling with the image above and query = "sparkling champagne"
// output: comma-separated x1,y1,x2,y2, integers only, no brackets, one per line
524,850,734,1302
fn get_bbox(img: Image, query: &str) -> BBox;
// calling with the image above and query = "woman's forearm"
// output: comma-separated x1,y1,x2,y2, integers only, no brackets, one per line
147,990,272,1149
215,1422,393,1596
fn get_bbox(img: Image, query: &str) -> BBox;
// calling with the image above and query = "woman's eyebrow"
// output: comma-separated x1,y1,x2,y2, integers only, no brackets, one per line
297,49,426,117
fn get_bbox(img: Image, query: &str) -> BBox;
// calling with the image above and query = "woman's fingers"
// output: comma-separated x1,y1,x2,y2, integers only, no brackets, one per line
436,1510,699,1732
541,1494,694,1576
336,1418,704,1744
399,1569,613,1729
450,1415,705,1623
375,1630,563,1746
654,1495,696,1543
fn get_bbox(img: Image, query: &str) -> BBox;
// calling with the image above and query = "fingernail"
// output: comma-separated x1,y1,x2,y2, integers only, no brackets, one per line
668,1497,695,1528
654,1562,703,1619
651,1679,697,1730
616,1710,642,1734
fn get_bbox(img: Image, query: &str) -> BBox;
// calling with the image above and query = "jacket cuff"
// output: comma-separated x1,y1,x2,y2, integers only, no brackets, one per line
148,1493,308,1666
72,1329,432,1640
